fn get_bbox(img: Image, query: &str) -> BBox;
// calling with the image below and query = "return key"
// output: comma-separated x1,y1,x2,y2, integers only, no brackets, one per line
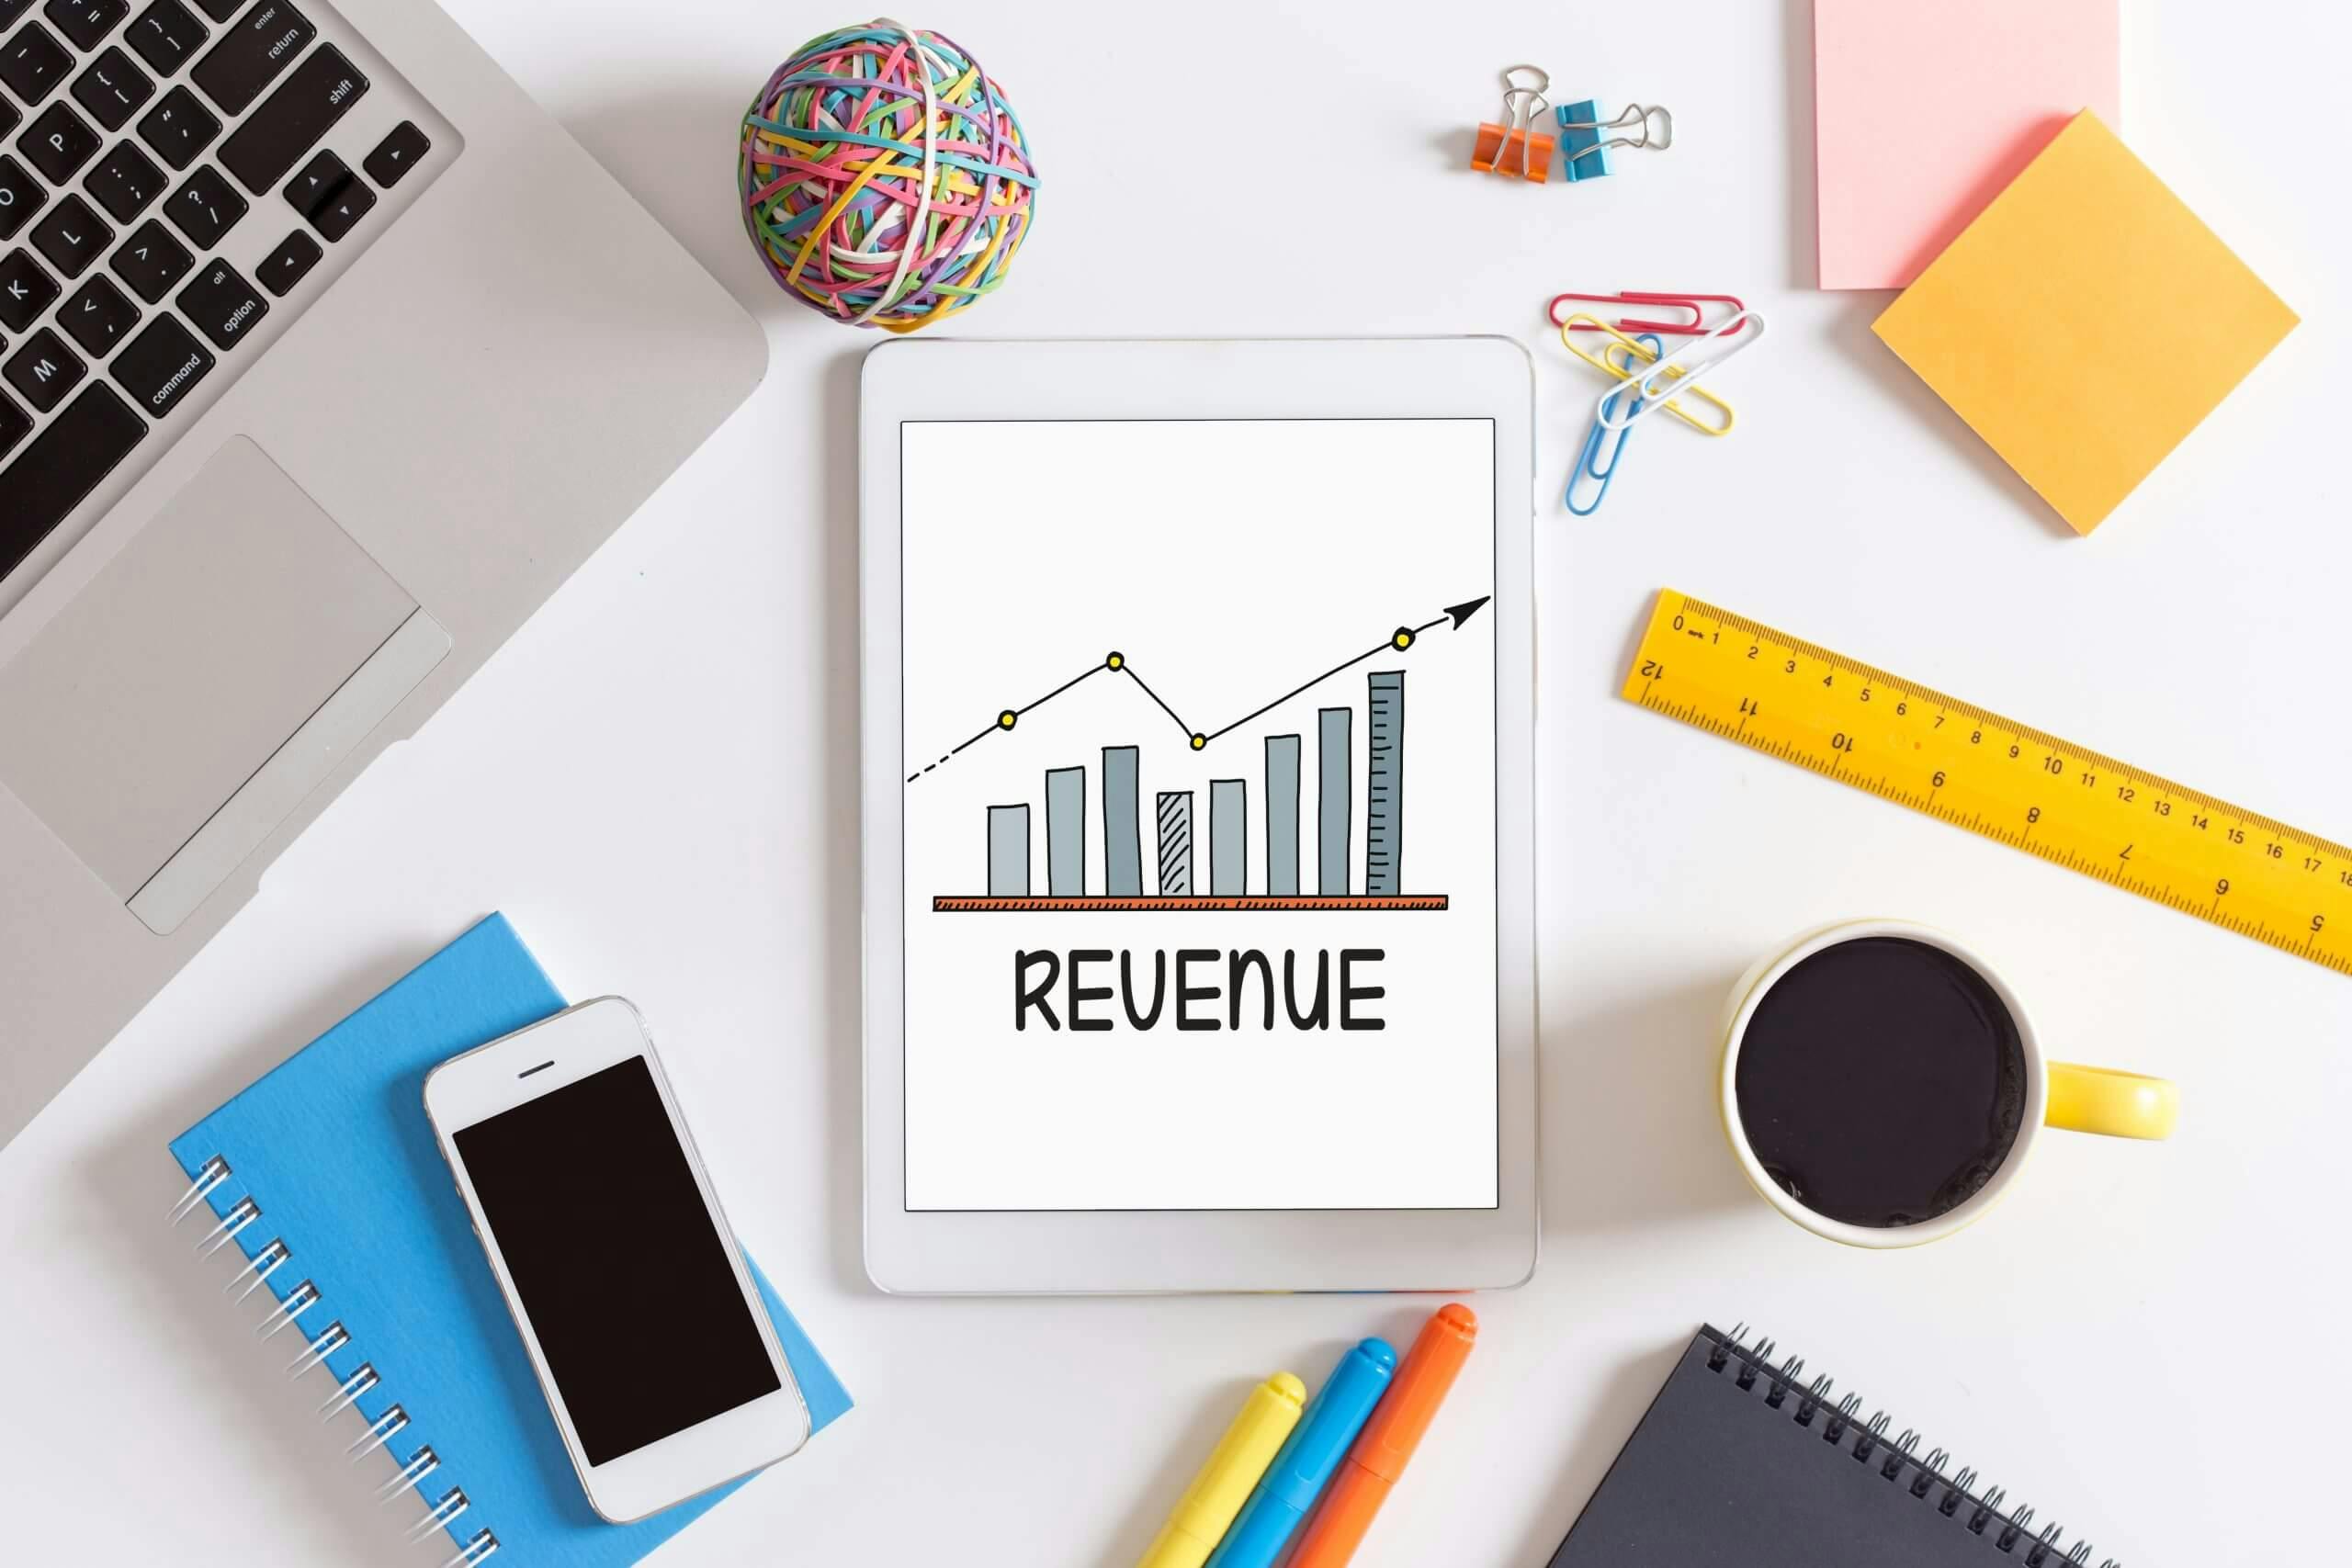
191,1,316,117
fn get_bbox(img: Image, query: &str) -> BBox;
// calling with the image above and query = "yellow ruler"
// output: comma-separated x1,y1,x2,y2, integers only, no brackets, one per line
1623,589,2352,977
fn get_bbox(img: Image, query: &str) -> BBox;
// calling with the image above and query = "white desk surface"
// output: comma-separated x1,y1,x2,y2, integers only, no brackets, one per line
4,1,2345,1562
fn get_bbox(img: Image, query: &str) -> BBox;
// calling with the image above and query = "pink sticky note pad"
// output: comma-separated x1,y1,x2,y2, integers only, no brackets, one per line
1814,0,2119,290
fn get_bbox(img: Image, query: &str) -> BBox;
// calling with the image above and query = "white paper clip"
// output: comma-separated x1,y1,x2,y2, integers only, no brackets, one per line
1596,309,1768,431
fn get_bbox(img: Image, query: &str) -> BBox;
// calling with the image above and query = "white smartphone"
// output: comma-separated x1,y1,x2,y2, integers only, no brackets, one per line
424,997,808,1522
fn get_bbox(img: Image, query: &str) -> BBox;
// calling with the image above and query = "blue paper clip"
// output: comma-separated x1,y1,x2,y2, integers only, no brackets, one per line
1566,333,1658,514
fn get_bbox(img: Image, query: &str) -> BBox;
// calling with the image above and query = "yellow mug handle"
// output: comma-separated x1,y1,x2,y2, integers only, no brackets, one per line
2045,1064,2178,1139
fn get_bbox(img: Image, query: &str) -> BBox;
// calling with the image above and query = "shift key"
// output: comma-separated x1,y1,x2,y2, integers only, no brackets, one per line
219,45,368,195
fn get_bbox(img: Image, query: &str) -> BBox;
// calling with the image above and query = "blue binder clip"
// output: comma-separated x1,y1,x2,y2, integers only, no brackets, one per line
1556,100,1673,182
1566,333,1660,515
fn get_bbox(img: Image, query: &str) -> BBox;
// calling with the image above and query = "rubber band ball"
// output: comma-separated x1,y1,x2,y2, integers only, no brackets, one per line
739,20,1039,332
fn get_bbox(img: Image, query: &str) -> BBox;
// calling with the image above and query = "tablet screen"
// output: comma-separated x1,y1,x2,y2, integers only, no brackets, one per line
899,419,1498,1211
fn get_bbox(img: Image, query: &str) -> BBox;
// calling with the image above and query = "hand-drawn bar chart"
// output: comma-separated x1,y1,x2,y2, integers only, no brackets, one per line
927,594,1488,913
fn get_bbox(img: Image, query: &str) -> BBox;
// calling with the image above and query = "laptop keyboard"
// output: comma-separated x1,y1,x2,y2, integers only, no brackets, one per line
0,0,451,593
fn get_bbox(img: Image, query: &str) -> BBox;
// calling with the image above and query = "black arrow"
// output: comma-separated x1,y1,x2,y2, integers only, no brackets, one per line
914,591,1496,777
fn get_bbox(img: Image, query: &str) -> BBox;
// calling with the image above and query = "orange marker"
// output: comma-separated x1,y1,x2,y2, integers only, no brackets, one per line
1285,1303,1477,1568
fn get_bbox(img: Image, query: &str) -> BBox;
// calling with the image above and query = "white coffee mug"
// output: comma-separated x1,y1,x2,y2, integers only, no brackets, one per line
1719,919,2177,1248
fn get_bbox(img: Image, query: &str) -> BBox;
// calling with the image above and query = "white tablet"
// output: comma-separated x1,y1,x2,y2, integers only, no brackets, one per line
859,338,1537,1293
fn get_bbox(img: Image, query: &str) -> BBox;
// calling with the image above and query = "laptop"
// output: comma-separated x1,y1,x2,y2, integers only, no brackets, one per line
0,0,767,1145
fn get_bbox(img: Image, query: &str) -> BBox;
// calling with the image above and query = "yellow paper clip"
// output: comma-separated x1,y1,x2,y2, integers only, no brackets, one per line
1558,312,1735,436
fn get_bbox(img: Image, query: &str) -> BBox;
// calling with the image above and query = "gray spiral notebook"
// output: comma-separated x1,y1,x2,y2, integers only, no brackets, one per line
1548,1325,2115,1568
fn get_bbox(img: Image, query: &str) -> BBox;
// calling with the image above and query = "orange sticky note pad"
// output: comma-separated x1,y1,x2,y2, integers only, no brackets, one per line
1872,111,2297,536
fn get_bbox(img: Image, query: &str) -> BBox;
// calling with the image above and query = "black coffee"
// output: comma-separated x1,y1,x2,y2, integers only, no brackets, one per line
1734,937,2027,1228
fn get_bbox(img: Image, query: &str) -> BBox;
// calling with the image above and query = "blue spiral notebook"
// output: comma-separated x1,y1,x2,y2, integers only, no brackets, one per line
168,914,850,1565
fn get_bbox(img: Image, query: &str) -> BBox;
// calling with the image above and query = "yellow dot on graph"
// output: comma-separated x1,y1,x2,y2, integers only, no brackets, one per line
1393,626,1415,650
998,710,1017,729
1191,734,1206,750
1105,651,1124,671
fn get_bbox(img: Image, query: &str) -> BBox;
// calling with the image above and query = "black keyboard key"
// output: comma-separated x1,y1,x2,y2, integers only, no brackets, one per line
282,146,367,238
162,159,237,244
3,21,72,104
5,322,81,410
306,164,366,239
189,0,234,19
192,0,308,115
42,0,129,51
18,100,100,184
362,119,425,187
107,306,204,413
135,82,216,168
58,271,131,354
0,0,32,28
71,46,153,131
254,224,311,295
0,380,143,579
0,245,55,328
173,253,257,348
0,387,28,458
107,212,183,298
0,91,17,141
0,152,43,240
0,153,41,240
218,42,360,193
28,188,105,274
125,0,202,76
83,137,160,220
280,143,336,210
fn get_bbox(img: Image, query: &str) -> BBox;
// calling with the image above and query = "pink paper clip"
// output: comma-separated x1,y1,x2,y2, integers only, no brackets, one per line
1548,291,1753,338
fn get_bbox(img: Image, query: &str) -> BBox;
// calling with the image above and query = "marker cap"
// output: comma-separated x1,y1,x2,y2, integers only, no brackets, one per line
1354,1304,1476,1482
1141,1372,1307,1568
1204,1341,1396,1568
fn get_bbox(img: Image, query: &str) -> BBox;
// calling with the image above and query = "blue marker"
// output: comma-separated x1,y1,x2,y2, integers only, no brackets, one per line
1204,1337,1398,1568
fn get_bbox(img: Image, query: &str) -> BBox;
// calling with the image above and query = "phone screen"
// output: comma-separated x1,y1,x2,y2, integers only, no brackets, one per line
453,1056,782,1464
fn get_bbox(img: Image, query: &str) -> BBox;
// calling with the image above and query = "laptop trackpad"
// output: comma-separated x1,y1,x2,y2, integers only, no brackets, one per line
0,438,449,935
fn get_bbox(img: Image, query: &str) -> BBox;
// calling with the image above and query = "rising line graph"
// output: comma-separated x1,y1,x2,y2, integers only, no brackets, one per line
907,593,1492,783
916,592,1492,913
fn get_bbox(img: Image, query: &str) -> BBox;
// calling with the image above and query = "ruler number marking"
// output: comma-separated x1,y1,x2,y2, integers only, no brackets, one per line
1631,591,2350,981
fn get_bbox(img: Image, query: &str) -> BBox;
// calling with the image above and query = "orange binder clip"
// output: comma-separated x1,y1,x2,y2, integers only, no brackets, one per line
1472,65,1555,183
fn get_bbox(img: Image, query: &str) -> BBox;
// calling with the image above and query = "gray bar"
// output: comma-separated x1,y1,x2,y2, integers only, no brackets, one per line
1046,766,1085,896
1366,671,1404,895
1318,706,1351,895
1156,791,1193,896
988,805,1029,896
1265,735,1300,897
1103,746,1141,897
1210,779,1247,897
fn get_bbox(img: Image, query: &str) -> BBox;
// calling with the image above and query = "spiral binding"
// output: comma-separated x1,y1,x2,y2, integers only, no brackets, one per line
1705,1324,2114,1568
171,1155,500,1565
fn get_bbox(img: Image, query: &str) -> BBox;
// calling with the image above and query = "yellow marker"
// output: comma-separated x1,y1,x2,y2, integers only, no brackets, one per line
1136,1373,1308,1568
1625,589,2351,977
